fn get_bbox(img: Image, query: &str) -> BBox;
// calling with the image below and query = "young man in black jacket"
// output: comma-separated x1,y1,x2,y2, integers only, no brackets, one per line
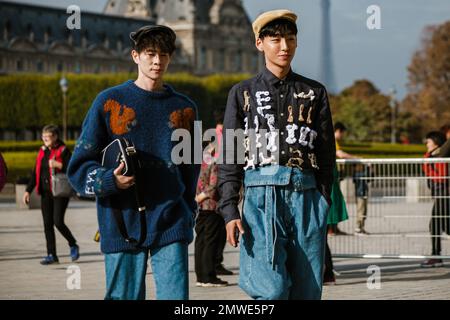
218,9,335,300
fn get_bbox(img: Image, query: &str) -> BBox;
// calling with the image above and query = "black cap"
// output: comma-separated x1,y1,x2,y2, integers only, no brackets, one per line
129,25,176,45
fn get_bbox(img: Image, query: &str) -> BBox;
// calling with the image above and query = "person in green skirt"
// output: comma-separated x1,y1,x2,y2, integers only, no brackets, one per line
328,122,358,234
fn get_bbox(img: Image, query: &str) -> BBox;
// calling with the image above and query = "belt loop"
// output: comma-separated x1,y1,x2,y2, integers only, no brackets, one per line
264,185,273,267
271,185,278,270
264,184,278,270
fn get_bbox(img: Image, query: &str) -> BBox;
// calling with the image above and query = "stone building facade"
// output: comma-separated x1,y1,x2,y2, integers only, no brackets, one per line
0,0,263,75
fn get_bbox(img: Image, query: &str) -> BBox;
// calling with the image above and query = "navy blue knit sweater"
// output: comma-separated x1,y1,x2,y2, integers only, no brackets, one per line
67,80,200,253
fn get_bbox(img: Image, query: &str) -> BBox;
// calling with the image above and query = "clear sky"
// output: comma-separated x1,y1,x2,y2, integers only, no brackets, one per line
9,0,450,99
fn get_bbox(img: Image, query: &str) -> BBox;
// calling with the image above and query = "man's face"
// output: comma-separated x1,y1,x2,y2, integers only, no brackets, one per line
132,47,171,81
256,33,297,70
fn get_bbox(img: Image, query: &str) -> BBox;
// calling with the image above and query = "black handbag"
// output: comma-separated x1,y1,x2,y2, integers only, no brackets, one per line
101,138,147,247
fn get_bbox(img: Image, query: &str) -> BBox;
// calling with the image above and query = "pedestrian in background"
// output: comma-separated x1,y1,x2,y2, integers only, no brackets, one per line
353,163,371,235
23,125,79,265
421,131,449,268
195,108,232,288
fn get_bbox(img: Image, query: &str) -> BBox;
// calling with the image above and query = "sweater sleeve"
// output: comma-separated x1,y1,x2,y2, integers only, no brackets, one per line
178,104,201,214
67,95,119,198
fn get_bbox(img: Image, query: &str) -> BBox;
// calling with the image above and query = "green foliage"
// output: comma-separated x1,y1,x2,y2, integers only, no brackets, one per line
330,79,393,142
341,142,425,158
0,140,75,152
0,73,250,133
2,151,36,183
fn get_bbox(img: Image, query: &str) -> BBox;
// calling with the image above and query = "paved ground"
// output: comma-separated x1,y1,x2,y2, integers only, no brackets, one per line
1,197,450,300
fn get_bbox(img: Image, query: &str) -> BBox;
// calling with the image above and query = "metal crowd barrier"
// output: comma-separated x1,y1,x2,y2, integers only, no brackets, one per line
330,158,450,259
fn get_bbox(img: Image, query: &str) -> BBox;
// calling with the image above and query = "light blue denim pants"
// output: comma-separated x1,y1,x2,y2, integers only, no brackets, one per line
239,165,330,300
104,241,189,300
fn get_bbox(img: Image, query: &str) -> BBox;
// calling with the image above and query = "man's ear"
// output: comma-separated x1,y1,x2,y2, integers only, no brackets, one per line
131,49,140,64
255,37,265,52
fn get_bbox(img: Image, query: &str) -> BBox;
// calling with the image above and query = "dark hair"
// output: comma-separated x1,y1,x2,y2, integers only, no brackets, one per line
334,122,347,132
440,124,450,134
213,108,225,125
132,29,176,55
42,124,60,137
258,18,298,39
426,131,446,147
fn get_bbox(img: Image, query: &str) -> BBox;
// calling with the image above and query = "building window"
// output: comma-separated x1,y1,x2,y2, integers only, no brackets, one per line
27,24,34,41
82,30,88,48
44,26,51,44
235,50,242,72
111,64,117,73
74,61,81,73
99,33,108,48
199,46,207,71
94,63,100,73
16,59,23,71
217,50,224,72
4,20,11,41
116,36,122,51
64,29,73,45
57,61,63,72
36,60,43,72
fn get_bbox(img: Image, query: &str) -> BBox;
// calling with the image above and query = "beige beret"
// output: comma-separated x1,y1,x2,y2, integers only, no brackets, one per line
252,9,298,39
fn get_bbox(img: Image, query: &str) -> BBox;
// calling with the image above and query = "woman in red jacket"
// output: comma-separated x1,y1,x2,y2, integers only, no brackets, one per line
421,131,449,268
23,125,79,265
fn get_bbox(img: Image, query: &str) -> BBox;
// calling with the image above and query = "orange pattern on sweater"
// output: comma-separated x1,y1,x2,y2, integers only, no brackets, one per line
169,107,195,131
103,99,136,135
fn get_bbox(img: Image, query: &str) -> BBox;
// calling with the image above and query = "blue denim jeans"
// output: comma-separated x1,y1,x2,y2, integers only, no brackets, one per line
239,165,329,300
104,241,189,300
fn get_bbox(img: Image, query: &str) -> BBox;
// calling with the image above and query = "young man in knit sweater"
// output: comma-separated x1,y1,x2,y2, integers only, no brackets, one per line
67,25,200,300
218,10,335,300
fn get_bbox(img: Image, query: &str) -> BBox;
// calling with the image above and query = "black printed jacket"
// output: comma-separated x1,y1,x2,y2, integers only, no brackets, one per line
217,68,336,224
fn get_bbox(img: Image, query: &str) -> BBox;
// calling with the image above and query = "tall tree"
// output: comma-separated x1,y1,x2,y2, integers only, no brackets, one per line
330,80,391,141
402,21,450,139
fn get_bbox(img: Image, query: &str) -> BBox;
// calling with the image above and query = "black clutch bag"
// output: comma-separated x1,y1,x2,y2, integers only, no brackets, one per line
102,138,138,177
101,137,147,247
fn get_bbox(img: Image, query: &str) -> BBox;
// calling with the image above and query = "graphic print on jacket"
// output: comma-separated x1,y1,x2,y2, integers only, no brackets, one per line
240,87,320,171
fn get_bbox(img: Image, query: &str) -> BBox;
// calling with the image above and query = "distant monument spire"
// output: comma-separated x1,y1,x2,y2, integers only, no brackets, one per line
319,0,337,94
